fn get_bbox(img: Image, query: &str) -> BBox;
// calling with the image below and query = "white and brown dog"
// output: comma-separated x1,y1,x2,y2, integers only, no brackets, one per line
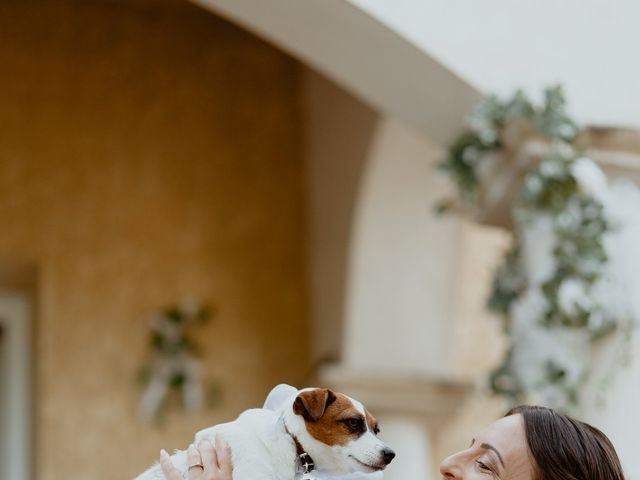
135,385,395,480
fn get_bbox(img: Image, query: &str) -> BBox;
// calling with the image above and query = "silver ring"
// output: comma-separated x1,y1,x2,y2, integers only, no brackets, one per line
188,463,204,471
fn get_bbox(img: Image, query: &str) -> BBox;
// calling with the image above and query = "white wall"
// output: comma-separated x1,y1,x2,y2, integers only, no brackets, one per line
583,331,640,479
0,322,5,468
348,0,640,129
0,293,32,480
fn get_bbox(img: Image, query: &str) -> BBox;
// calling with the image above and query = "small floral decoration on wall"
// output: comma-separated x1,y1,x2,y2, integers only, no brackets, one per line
439,86,635,412
138,301,221,423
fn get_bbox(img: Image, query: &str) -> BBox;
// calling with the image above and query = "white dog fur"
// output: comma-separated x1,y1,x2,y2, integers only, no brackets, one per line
135,385,393,480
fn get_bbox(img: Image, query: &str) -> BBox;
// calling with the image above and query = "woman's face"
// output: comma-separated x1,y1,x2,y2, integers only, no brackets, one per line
440,414,535,480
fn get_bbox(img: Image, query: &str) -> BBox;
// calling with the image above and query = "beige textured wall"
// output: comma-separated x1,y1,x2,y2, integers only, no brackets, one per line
0,1,309,479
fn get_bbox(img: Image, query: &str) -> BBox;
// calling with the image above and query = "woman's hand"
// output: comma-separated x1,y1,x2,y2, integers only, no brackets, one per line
159,437,233,480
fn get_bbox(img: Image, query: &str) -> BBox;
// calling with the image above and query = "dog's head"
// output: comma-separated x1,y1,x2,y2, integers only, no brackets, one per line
283,387,395,475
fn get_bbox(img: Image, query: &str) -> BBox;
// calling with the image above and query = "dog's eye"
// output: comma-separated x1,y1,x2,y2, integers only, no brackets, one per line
373,425,380,435
344,418,364,432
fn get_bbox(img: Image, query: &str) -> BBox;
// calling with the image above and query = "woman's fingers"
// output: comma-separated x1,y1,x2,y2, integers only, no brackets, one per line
197,437,233,479
198,439,218,472
187,444,204,480
159,439,232,480
159,450,182,480
215,436,233,475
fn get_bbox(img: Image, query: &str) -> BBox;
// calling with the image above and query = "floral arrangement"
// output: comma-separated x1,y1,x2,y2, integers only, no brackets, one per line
439,86,634,411
138,301,218,423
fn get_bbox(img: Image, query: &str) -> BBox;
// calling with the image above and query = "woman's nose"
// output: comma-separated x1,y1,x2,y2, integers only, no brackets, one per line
439,452,463,479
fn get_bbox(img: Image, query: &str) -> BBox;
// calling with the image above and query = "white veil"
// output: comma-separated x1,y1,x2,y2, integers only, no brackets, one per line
263,384,384,480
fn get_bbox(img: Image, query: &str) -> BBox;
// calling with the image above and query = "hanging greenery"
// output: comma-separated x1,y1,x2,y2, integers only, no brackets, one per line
439,86,632,411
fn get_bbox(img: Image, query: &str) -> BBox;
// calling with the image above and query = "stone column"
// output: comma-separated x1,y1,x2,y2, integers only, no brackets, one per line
318,118,470,480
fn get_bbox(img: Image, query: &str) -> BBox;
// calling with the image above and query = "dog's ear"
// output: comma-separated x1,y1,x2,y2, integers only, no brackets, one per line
293,388,337,421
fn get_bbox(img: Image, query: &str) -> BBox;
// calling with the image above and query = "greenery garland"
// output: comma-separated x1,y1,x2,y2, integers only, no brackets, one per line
439,86,621,409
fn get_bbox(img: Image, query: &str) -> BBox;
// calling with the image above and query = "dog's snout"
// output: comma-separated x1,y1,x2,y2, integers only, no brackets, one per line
382,448,396,465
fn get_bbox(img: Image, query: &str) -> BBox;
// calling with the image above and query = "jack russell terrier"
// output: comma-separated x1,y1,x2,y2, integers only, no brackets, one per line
135,385,395,480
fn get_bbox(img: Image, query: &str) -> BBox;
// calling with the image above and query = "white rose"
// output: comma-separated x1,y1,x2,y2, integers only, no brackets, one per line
571,157,608,199
558,278,592,316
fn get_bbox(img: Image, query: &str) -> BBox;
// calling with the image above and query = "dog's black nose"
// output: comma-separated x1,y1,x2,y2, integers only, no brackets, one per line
382,448,396,465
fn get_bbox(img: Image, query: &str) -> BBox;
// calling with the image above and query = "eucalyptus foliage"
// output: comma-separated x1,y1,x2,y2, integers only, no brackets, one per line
440,86,620,410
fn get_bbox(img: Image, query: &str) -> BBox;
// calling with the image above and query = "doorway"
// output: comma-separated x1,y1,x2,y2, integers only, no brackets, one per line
0,293,32,480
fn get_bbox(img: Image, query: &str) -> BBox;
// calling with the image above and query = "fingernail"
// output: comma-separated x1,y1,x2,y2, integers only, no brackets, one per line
160,449,169,458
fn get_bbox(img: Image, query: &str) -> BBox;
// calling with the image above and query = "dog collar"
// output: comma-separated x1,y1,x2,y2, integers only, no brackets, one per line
283,423,316,476
298,449,315,475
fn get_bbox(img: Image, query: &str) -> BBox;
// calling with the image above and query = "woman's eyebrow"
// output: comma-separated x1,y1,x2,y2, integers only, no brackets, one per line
480,443,505,467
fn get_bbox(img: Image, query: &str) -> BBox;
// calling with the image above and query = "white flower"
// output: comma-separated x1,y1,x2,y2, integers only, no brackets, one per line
462,146,480,165
558,123,577,139
572,157,608,199
540,159,564,179
558,278,592,316
520,215,556,284
555,207,581,231
510,322,588,396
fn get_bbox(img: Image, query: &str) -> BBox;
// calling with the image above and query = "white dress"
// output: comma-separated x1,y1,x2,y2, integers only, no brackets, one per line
263,385,384,480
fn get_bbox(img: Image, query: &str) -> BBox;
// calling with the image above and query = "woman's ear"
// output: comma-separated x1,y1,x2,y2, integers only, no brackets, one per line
293,388,337,421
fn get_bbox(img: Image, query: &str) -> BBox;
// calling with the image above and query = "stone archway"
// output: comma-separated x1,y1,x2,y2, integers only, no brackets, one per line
186,4,484,479
190,0,480,145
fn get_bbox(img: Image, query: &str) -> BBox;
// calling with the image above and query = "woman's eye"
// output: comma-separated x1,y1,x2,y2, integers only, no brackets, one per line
475,461,493,474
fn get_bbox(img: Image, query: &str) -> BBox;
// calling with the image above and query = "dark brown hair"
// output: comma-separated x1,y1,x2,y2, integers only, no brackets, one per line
506,405,625,480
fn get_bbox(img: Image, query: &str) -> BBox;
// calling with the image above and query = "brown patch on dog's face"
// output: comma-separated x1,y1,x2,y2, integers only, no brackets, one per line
294,390,368,446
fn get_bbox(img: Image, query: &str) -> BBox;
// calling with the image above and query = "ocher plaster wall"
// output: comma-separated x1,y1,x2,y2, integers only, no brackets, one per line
0,1,308,478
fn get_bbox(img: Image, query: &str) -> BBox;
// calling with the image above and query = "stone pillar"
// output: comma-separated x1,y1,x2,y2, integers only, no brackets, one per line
341,118,462,378
318,118,470,480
